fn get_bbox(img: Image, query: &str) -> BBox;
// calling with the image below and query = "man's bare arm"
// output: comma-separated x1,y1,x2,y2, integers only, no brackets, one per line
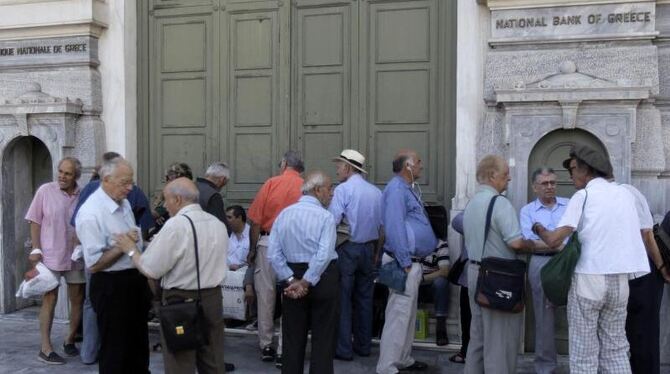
641,229,670,283
535,224,574,249
247,222,261,264
89,247,125,273
507,237,537,254
28,222,42,265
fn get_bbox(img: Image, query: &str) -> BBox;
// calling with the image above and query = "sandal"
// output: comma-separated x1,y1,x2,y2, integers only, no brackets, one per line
449,352,465,364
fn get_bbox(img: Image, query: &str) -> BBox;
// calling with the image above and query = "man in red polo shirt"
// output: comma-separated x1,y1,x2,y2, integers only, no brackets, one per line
247,150,304,364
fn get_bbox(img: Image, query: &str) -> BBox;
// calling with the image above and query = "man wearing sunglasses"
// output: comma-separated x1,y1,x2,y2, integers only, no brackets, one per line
519,167,568,374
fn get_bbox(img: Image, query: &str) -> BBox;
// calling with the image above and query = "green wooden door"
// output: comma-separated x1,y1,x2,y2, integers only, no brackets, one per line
142,0,454,204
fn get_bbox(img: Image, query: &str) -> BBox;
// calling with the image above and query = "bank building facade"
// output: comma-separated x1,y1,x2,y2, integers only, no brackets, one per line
0,0,669,360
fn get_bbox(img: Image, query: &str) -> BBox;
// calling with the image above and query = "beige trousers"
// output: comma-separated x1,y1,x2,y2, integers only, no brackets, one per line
254,241,277,349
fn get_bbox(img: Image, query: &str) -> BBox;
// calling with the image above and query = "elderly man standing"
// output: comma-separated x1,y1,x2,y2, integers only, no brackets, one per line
519,167,568,374
376,149,437,374
328,149,382,361
267,171,339,374
26,156,85,365
247,150,304,363
463,155,539,374
196,162,232,234
117,177,229,374
75,158,152,374
534,144,649,373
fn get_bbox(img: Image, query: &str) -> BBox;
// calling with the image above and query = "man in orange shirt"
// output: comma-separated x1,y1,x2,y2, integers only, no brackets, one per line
247,150,304,365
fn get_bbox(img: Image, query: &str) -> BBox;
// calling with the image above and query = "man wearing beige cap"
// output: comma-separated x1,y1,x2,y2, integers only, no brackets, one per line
534,144,649,373
329,150,382,361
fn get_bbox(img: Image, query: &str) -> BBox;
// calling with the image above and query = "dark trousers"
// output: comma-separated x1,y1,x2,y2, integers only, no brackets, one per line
282,261,339,374
336,241,375,358
626,263,664,374
459,285,471,356
161,287,226,374
90,269,152,374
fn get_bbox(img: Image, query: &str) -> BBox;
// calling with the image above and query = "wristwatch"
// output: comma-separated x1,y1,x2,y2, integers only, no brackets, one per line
287,276,295,283
127,250,136,258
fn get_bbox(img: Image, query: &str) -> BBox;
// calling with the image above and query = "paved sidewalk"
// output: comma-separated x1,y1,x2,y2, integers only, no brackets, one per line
0,308,665,374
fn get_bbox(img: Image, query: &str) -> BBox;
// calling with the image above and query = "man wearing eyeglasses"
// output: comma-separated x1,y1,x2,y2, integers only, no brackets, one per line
519,167,568,374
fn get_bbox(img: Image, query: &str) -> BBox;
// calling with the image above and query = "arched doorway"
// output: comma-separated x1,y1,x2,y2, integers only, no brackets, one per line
524,129,608,355
1,136,52,312
527,129,609,201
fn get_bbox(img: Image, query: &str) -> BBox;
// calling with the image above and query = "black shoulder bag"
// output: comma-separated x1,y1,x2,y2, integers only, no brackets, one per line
158,215,209,352
475,195,527,313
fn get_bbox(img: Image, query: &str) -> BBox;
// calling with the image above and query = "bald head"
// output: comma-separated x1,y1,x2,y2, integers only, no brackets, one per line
163,177,200,216
476,155,510,193
392,148,422,182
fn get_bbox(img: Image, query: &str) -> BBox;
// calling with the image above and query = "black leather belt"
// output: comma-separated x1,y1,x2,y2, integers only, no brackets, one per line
469,260,481,265
260,231,270,236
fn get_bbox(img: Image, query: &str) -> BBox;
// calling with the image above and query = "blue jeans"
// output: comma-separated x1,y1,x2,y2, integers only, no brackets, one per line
431,276,449,317
80,270,99,364
336,241,375,358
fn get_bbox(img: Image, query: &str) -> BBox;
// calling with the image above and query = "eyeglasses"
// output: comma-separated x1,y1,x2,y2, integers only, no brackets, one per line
567,166,577,176
535,180,557,187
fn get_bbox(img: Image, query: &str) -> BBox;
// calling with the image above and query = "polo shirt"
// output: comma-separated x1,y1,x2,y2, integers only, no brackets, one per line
463,185,523,262
248,169,303,232
25,181,81,271
558,178,649,275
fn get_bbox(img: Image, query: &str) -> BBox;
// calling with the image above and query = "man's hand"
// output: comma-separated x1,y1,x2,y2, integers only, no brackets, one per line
661,266,670,283
284,279,309,299
230,264,241,271
246,250,256,265
244,284,255,305
28,253,42,266
114,233,137,254
127,229,140,243
404,266,412,274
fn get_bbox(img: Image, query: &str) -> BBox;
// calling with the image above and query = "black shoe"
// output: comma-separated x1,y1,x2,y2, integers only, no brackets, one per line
225,362,235,371
436,328,448,346
63,343,79,357
275,355,282,369
261,346,276,362
38,351,66,365
334,354,353,361
400,361,428,372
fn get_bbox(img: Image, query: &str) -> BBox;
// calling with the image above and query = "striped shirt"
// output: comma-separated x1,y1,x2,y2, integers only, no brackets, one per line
328,173,382,243
267,195,338,285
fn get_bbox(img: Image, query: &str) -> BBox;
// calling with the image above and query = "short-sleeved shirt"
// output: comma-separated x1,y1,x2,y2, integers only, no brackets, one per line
25,181,81,271
619,184,653,230
247,169,304,232
463,185,523,262
519,197,569,241
328,173,382,243
228,223,250,267
557,178,648,275
75,187,142,271
139,204,228,290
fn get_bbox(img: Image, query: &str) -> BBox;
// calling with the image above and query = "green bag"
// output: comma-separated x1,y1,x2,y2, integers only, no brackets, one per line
540,190,587,307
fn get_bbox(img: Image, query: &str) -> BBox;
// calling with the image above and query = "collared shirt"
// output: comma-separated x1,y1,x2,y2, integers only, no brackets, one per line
328,173,382,243
558,178,649,275
25,181,81,271
70,179,155,232
382,176,437,268
228,223,250,267
139,204,228,290
421,242,449,275
463,185,523,262
267,195,338,285
520,197,569,241
619,184,653,230
75,187,142,271
248,169,303,232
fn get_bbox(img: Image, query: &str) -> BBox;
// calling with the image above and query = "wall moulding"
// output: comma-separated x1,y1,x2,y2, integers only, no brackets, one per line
483,0,655,11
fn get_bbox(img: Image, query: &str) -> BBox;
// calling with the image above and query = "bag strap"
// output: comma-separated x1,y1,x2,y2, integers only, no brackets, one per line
182,214,202,302
481,195,500,258
576,189,588,230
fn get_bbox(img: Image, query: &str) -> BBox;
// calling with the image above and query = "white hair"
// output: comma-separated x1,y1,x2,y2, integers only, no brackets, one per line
99,157,131,179
205,162,231,179
301,171,327,194
165,182,199,203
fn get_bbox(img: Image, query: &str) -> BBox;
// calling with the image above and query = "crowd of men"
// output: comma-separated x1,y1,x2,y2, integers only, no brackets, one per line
23,143,670,374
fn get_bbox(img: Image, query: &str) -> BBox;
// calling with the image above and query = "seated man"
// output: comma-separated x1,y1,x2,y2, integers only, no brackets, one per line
226,205,250,270
419,241,450,346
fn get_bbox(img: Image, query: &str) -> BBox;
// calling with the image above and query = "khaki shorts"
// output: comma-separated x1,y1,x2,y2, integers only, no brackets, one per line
51,269,86,284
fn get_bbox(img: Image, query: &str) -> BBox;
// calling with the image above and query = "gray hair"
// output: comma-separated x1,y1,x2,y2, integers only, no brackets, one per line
165,181,199,203
476,155,506,184
283,150,304,173
530,167,555,184
99,157,131,179
59,157,82,179
301,171,327,194
205,162,231,179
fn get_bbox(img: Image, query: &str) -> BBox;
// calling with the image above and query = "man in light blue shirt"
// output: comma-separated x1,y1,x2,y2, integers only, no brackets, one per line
267,171,338,374
328,149,382,361
519,167,568,374
377,149,437,374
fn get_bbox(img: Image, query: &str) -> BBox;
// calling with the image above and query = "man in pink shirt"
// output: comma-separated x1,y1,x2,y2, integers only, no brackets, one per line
25,157,85,365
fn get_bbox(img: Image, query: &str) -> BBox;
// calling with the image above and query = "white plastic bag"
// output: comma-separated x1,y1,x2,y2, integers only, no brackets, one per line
221,267,247,320
15,262,59,298
70,244,83,262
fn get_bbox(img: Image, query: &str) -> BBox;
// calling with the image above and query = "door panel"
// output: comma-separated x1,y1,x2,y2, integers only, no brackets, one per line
149,9,215,191
362,0,439,200
223,2,287,201
293,2,353,180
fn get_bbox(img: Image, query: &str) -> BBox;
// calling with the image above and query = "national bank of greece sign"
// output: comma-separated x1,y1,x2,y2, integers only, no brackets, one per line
490,2,656,45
